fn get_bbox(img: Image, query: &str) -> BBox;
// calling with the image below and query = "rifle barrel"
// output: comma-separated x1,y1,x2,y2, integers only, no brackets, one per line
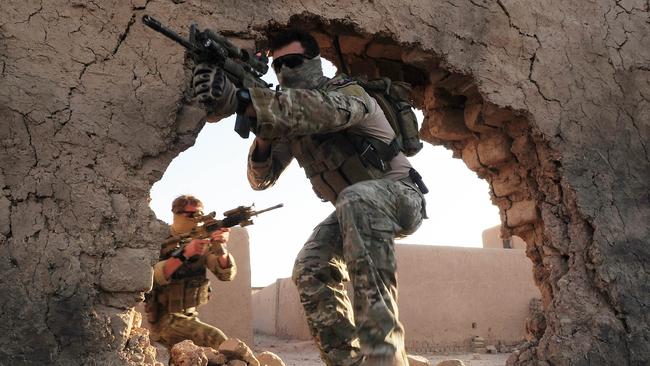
253,203,284,215
142,15,197,52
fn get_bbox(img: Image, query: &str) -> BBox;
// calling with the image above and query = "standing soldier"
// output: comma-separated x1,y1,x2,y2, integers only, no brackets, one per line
193,30,426,366
145,195,237,350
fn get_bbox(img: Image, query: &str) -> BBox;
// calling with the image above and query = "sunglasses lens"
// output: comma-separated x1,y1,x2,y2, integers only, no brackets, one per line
272,54,306,72
283,55,305,68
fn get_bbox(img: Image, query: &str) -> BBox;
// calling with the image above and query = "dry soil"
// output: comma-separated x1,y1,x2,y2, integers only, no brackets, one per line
252,334,511,366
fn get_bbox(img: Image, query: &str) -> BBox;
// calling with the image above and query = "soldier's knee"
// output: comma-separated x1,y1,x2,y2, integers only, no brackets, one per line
293,261,319,289
338,183,364,199
292,256,320,288
293,260,344,292
336,185,368,212
291,261,305,286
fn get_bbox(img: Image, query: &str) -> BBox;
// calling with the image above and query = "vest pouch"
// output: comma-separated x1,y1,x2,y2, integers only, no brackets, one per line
387,81,415,103
144,291,160,324
162,281,186,313
356,77,423,157
341,153,385,183
308,155,383,204
317,134,356,171
294,134,356,177
183,277,211,309
310,174,338,203
395,101,423,156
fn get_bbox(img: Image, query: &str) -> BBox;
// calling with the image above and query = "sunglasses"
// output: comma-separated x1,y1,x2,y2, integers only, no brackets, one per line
271,53,309,73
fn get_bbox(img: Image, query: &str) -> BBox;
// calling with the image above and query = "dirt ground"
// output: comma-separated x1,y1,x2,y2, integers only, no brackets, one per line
153,333,511,365
252,334,511,366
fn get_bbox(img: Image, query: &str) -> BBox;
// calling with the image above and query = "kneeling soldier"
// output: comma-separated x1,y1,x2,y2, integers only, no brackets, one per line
145,195,236,349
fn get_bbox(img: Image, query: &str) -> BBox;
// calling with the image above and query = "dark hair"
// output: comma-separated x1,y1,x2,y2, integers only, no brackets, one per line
268,30,320,58
171,195,203,214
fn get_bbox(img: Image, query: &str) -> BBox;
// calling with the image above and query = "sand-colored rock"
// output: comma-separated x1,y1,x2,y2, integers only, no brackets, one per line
461,139,482,172
228,360,247,366
124,326,158,365
492,170,523,198
218,338,259,366
476,133,512,167
407,354,431,365
170,340,208,366
169,339,266,366
525,298,546,341
256,351,286,366
435,360,465,366
464,103,497,133
506,200,538,228
204,347,228,365
426,108,473,141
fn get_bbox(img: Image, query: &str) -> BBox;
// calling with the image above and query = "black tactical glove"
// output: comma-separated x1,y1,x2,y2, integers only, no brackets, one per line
193,63,225,100
192,63,237,118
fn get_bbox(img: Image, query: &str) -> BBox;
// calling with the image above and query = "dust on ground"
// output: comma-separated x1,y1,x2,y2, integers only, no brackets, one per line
253,333,511,366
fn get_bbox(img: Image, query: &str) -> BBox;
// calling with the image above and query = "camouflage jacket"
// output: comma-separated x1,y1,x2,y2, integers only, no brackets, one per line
246,75,412,191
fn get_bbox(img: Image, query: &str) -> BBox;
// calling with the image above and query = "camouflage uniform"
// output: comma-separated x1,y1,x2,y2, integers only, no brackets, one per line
146,235,237,350
246,76,425,366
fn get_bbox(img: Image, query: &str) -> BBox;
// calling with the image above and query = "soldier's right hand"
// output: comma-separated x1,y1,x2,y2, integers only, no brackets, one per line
183,238,210,258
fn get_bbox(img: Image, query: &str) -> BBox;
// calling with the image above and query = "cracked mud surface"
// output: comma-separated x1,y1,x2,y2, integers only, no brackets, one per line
0,0,648,365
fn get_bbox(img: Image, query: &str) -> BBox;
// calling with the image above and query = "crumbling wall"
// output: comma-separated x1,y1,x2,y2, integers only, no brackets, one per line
1,0,647,365
482,225,526,249
0,1,206,364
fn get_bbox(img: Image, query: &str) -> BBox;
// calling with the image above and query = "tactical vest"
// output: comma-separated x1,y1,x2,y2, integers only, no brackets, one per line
147,241,212,317
291,78,400,203
156,274,211,314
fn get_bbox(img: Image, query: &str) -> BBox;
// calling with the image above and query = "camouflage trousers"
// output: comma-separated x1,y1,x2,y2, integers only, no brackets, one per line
150,310,228,350
292,179,425,366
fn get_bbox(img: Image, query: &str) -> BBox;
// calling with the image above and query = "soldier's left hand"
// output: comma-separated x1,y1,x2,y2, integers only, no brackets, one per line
192,63,235,104
210,228,230,244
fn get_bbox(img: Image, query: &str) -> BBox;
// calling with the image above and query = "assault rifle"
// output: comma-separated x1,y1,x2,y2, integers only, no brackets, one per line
141,15,271,89
166,203,283,260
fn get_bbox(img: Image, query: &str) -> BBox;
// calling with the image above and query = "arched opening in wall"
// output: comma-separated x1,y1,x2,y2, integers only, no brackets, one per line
148,56,506,284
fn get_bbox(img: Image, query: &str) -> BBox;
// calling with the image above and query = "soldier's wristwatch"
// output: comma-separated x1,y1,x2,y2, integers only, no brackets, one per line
171,247,188,262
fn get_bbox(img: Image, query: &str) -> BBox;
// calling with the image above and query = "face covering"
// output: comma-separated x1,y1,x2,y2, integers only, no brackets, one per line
171,214,197,234
276,55,324,89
